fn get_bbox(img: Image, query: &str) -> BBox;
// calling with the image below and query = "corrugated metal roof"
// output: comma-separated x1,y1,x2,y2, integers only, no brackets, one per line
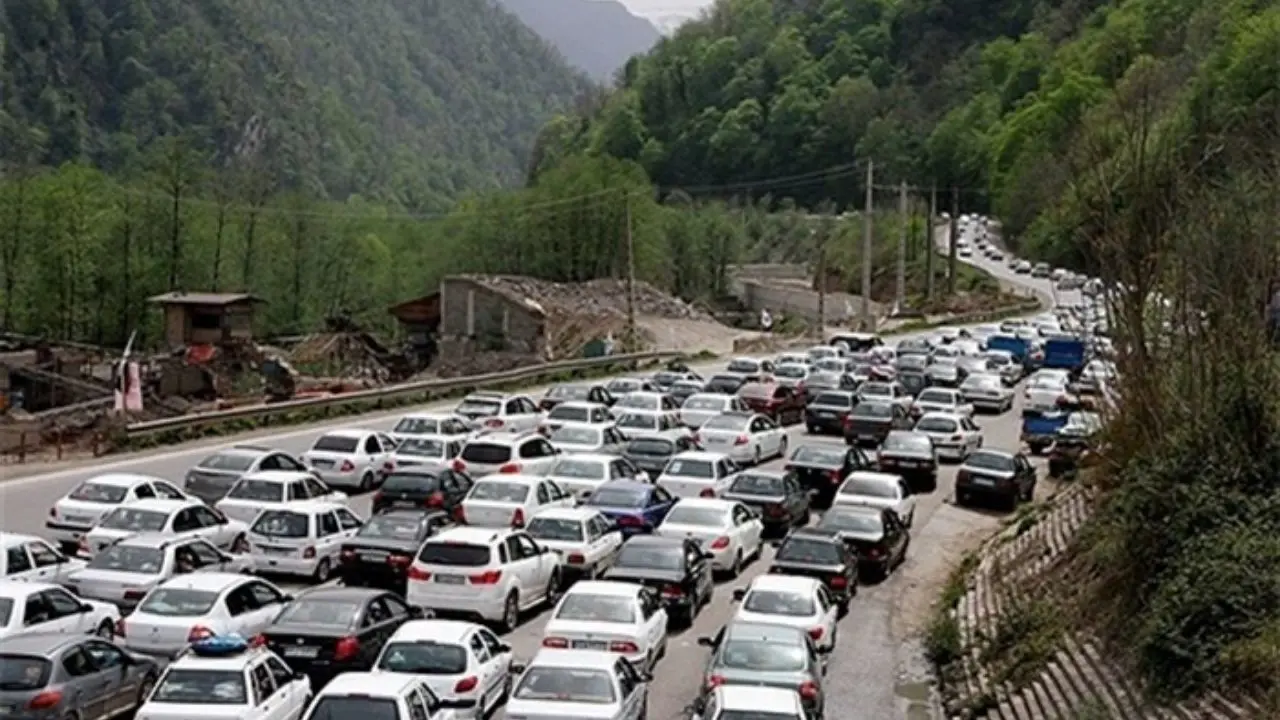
148,292,264,306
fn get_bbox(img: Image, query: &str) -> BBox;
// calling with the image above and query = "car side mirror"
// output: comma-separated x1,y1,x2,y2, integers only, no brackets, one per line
639,671,654,682
78,603,93,614
280,594,294,603
769,539,783,548
497,643,512,654
817,644,834,655
293,670,307,681
731,588,746,602
702,552,715,560
696,636,715,647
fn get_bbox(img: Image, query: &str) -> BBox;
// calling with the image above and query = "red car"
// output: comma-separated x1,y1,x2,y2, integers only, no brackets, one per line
737,381,806,424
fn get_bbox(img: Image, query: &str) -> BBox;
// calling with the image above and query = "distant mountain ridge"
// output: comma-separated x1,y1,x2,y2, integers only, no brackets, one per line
495,0,661,80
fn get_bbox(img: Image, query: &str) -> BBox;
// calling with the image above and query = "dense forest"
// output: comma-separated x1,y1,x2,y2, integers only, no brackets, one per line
0,0,588,208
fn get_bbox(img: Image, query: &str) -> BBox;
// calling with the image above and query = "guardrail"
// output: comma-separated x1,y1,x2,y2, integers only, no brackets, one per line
125,350,683,439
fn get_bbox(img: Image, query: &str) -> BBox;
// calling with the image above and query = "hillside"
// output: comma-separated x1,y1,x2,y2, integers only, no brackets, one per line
0,0,588,207
495,0,661,79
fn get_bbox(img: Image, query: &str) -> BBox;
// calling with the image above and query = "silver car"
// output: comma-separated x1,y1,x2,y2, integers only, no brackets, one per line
0,634,159,720
183,445,312,505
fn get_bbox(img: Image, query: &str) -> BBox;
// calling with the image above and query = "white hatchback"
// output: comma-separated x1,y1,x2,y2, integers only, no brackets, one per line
47,473,191,551
730,575,839,652
374,619,515,718
655,451,742,499
541,581,668,670
120,573,292,659
833,471,917,527
246,501,364,582
545,454,645,501
655,499,763,577
79,499,249,559
913,412,984,462
524,508,624,581
215,471,349,526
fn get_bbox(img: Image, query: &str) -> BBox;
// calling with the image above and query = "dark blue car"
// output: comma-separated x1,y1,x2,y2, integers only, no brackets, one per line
584,480,678,537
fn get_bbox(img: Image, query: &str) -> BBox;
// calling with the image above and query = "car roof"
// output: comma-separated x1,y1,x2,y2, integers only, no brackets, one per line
595,480,654,492
530,507,602,522
473,474,544,487
529,648,620,669
0,532,41,548
316,428,373,439
621,535,682,550
238,470,315,484
734,468,787,479
748,574,823,593
80,473,162,488
271,500,349,514
317,671,421,698
0,633,86,655
389,619,485,644
671,450,727,461
216,446,271,457
715,685,805,712
115,498,196,513
550,401,608,410
295,585,385,603
618,390,664,398
0,580,66,598
550,453,614,465
667,498,733,511
112,532,192,548
564,580,643,598
917,412,965,423
723,620,808,643
468,432,539,446
428,526,510,545
156,572,250,592
784,527,842,543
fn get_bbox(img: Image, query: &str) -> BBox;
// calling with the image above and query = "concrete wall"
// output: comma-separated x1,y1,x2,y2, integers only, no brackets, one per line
738,279,880,325
439,277,546,356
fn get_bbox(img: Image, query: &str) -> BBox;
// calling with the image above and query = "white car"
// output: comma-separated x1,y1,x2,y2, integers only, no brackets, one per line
959,373,1015,413
913,412,984,461
857,381,913,412
547,424,630,455
137,635,312,720
655,450,742,499
613,411,689,442
46,473,191,551
694,686,810,720
389,435,464,471
911,388,974,419
302,671,467,720
545,454,645,501
656,499,763,577
215,471,349,525
454,431,562,478
1023,372,1072,413
725,357,774,376
804,346,839,363
525,508,624,581
459,475,576,528
774,353,808,367
695,412,787,465
374,619,514,717
406,527,561,632
390,412,474,445
833,471,917,526
0,580,119,640
121,573,291,659
0,532,85,583
246,500,364,581
301,428,398,491
680,393,749,429
183,445,313,504
539,401,615,435
612,392,679,414
454,391,543,433
773,362,810,389
542,581,668,670
506,649,650,719
65,534,251,612
730,575,839,652
79,499,250,559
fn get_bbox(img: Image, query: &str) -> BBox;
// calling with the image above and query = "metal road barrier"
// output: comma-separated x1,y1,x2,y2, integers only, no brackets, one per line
124,351,683,438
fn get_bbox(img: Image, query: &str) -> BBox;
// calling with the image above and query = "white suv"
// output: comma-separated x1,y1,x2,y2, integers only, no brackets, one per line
453,431,561,478
406,526,561,632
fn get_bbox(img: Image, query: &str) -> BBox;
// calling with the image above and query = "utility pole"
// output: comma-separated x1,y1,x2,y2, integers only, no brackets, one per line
815,232,826,339
896,181,907,311
926,184,936,301
948,185,959,296
624,194,637,350
861,161,874,331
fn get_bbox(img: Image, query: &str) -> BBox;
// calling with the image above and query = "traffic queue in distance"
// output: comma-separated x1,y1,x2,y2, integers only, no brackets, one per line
2,286,1112,720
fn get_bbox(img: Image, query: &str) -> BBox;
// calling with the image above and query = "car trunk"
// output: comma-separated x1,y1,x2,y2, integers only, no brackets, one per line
845,416,891,441
959,468,1016,491
787,462,844,491
68,570,157,606
341,538,416,572
698,429,748,454
721,491,788,521
659,476,716,498
837,530,889,559
54,500,115,529
624,452,673,478
878,451,934,473
122,614,199,656
249,532,313,562
460,501,520,528
262,624,348,666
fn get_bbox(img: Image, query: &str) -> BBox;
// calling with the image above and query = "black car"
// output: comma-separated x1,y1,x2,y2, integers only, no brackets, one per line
804,371,859,396
670,380,705,404
338,509,450,589
804,390,858,435
899,371,929,397
606,377,658,396
623,435,700,479
843,401,912,446
705,374,747,394
603,536,714,625
815,505,910,580
261,587,424,686
540,383,615,411
956,449,1037,510
372,468,472,515
720,470,810,532
784,444,874,509
877,430,939,492
768,527,857,613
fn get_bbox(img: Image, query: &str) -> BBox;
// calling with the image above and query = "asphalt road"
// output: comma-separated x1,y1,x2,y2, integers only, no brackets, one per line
0,223,1083,720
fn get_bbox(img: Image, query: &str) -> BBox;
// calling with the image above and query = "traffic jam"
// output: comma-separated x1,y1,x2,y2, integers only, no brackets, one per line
0,230,1116,720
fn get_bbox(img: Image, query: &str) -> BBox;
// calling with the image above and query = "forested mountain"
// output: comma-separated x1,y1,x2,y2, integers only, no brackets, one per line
494,0,661,79
0,0,589,207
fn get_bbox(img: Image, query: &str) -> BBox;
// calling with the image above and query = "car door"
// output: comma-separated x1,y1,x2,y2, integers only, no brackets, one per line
896,478,916,519
82,638,142,715
441,471,472,508
592,515,623,567
784,475,808,519
465,630,499,706
302,475,338,503
544,480,574,510
247,661,283,720
241,581,289,633
362,435,384,476
43,587,95,634
191,505,235,547
518,533,559,589
58,643,114,718
27,540,72,582
730,504,760,556
684,540,711,596
615,657,646,718
637,587,667,653
883,512,908,559
187,538,234,571
264,654,307,720
334,507,364,539
532,481,553,517
316,511,344,559
4,544,34,581
814,587,838,642
519,398,543,431
1015,454,1036,495
475,627,513,705
503,536,540,601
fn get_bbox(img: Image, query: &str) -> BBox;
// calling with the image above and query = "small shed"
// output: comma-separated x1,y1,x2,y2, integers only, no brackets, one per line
388,293,441,341
148,292,264,349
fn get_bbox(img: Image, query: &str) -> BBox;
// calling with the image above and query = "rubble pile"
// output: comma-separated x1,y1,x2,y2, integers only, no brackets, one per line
480,276,718,323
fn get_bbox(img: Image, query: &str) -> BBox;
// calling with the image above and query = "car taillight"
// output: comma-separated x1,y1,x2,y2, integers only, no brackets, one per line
484,418,505,428
617,515,644,527
302,546,316,559
766,503,786,516
951,434,963,441
339,460,355,473
799,681,821,699
867,545,884,559
48,507,57,518
609,640,639,653
407,566,431,581
115,618,127,637
830,575,848,589
699,488,716,498
388,553,412,567
426,492,444,507
499,463,521,474
734,434,749,445
27,691,62,710
957,470,971,484
454,675,479,693
537,425,550,436
453,505,467,523
661,584,683,597
469,570,503,584
709,536,730,550
452,459,467,472
334,636,360,661
382,460,395,472
567,552,586,565
828,470,842,484
542,637,569,648
188,625,215,642
372,491,383,504
511,508,525,528
808,627,825,641
707,674,727,687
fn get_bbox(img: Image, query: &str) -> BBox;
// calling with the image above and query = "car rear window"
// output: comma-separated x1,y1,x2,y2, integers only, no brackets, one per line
226,479,284,502
150,669,246,705
840,478,897,498
88,545,165,573
358,514,427,541
916,417,958,433
392,417,440,435
789,446,844,466
550,426,600,445
460,443,512,464
727,360,760,373
817,508,885,534
99,508,168,532
718,639,807,671
586,487,648,508
397,438,446,457
0,655,51,690
616,413,658,430
965,452,1016,472
417,542,491,567
548,385,589,399
729,473,785,494
775,537,842,565
684,396,726,410
853,403,892,418
469,481,530,503
548,405,590,422
68,482,128,504
550,459,605,480
380,472,441,492
702,415,748,431
738,383,773,399
377,641,468,674
456,398,501,416
137,588,219,617
197,452,257,471
663,458,714,478
251,510,310,538
812,393,853,407
627,438,674,455
775,365,806,378
312,435,359,453
917,390,955,404
304,697,400,720
616,543,683,571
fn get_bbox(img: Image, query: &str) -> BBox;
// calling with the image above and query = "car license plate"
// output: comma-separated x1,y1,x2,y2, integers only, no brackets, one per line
310,460,334,468
572,640,608,650
817,411,834,417
972,477,995,486
284,646,320,658
859,434,876,441
265,547,293,555
361,551,389,562
393,500,417,508
436,574,465,584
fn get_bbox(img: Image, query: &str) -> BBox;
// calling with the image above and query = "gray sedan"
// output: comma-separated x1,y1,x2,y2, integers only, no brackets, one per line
0,633,159,719
694,621,828,719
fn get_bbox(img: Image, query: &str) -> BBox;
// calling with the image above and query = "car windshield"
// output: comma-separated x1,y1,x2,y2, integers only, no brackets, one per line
663,458,714,478
417,543,491,566
616,413,658,430
137,588,219,617
456,398,501,416
917,390,955,404
377,641,468,674
274,599,359,628
525,517,584,542
664,506,727,527
151,669,246,704
819,509,885,534
608,379,642,393
790,446,844,466
397,438,447,457
841,478,897,498
965,452,1015,472
775,365,806,379
684,396,726,411
393,417,440,435
68,482,128,504
882,434,931,453
549,405,591,422
226,479,284,502
729,474,785,495
514,667,616,704
808,372,841,386
304,698,399,720
251,510,310,538
916,417,958,433
312,435,359,453
0,655,51,691
617,543,683,571
556,593,636,623
358,514,425,541
627,438,674,455
550,427,600,445
380,472,440,492
743,589,816,616
197,453,257,472
99,508,169,532
586,487,648,508
616,394,659,409
727,360,760,373
853,403,892,418
550,459,606,480
87,545,164,573
719,639,807,671
775,537,841,565
702,415,749,432
862,384,891,397
548,385,590,400
469,482,530,503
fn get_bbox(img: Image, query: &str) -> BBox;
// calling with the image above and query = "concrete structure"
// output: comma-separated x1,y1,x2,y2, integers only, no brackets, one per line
439,276,547,356
727,264,880,326
148,292,263,349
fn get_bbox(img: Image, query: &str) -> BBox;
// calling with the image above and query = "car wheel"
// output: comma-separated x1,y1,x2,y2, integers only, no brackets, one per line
777,436,788,459
729,550,743,578
135,673,157,708
806,424,817,434
313,558,332,583
499,591,520,633
230,533,249,554
753,447,762,465
545,569,563,607
359,472,375,491
96,620,114,639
